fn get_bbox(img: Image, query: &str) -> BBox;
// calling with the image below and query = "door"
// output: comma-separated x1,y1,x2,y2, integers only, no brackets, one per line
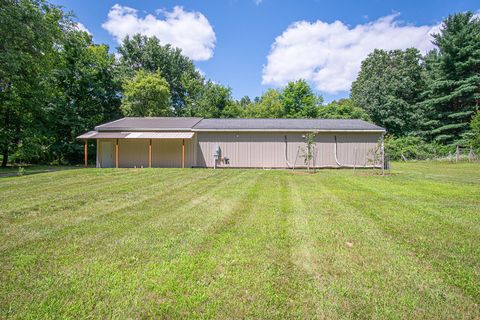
100,141,114,168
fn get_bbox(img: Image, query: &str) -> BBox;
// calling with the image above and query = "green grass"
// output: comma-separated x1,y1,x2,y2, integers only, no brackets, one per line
1,162,479,319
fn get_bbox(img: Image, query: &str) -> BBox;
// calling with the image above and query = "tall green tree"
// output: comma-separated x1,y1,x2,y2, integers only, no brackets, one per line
182,76,235,118
117,35,200,115
121,70,171,117
0,0,68,166
351,48,425,136
244,89,284,118
318,99,371,121
281,80,323,118
421,12,480,144
47,30,121,164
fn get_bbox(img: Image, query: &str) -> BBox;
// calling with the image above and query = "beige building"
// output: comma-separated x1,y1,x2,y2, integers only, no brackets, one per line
78,117,385,169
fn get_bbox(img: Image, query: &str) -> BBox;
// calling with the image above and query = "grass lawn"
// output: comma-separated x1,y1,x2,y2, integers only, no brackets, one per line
1,162,479,319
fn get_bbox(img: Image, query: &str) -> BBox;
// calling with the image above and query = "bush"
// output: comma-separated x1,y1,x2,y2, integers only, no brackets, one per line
385,135,451,160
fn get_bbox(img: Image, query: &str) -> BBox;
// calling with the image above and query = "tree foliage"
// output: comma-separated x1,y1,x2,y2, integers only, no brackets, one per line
117,35,200,115
318,99,370,121
351,48,425,136
282,80,323,118
121,70,171,117
420,12,480,145
47,30,120,164
0,0,68,166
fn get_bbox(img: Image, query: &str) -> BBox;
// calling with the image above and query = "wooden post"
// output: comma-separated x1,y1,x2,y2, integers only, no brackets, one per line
456,145,460,163
115,139,119,168
182,139,185,168
381,134,385,176
149,139,152,168
84,141,88,167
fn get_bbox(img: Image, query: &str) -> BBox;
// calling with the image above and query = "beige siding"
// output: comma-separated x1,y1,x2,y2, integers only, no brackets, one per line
196,132,381,168
118,139,149,168
152,138,194,168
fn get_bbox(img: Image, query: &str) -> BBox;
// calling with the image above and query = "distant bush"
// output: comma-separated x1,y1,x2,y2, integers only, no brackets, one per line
385,136,451,161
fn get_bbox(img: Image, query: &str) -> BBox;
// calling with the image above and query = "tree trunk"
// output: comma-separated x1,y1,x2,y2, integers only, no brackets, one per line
1,145,8,167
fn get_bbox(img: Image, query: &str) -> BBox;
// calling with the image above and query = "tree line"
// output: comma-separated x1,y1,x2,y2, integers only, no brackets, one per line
1,0,479,166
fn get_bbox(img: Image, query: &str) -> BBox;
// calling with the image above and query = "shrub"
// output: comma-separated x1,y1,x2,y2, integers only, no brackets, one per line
385,135,451,160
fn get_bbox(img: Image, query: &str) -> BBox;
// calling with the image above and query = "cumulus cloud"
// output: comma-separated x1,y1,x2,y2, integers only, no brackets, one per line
75,22,91,35
262,14,441,94
102,4,216,61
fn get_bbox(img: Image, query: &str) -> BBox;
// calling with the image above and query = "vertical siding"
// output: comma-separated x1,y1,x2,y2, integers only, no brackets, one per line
196,132,381,168
152,139,194,168
118,139,149,168
97,138,195,168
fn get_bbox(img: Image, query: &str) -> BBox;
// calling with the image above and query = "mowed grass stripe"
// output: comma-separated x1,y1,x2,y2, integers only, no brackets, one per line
1,170,258,318
0,169,179,214
0,169,230,251
320,173,480,302
1,163,479,319
286,172,478,318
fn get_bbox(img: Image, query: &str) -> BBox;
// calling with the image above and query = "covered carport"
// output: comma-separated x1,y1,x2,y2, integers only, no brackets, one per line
77,131,195,168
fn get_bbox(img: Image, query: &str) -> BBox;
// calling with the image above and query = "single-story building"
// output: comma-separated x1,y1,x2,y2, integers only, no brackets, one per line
77,117,385,169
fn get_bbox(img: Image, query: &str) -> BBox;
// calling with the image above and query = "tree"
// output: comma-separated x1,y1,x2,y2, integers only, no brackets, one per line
421,12,480,145
351,48,425,136
281,80,323,118
117,35,200,115
318,99,371,121
244,89,284,118
466,111,480,151
183,78,234,118
0,0,69,166
121,70,171,117
47,30,121,164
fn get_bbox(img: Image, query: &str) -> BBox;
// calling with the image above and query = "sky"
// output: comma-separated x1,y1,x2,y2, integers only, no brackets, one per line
51,0,479,102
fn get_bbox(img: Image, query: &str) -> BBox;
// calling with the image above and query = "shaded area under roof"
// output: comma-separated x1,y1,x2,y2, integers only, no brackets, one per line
95,117,202,131
193,118,385,131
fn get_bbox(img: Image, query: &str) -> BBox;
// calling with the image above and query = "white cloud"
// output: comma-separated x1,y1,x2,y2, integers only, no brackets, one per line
102,4,216,61
262,14,441,94
254,0,263,5
75,22,91,35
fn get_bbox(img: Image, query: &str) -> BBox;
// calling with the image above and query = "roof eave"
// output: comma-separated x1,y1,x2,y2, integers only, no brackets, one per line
191,128,385,133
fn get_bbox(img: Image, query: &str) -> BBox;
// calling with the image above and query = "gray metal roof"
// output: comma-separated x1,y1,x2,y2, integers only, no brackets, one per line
95,117,203,131
192,118,385,132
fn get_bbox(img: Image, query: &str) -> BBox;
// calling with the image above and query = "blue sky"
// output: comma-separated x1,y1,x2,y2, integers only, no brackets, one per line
51,0,479,102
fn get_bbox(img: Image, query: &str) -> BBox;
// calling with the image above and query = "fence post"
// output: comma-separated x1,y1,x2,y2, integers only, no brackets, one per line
456,145,460,163
469,146,473,162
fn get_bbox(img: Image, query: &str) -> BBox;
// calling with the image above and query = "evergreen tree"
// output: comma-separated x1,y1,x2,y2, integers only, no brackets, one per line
421,12,480,144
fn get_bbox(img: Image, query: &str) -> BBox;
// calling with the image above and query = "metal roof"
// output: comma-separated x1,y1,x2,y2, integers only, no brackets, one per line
192,118,385,132
77,131,130,139
77,131,195,139
78,117,385,139
124,132,194,139
95,117,202,131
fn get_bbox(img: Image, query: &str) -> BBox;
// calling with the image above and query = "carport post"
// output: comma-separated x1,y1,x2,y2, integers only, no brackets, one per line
115,139,119,168
182,139,185,168
381,134,385,176
84,140,88,167
149,139,152,168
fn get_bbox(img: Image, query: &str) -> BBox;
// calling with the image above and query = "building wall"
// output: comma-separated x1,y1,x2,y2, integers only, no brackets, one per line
196,132,381,168
96,132,381,168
